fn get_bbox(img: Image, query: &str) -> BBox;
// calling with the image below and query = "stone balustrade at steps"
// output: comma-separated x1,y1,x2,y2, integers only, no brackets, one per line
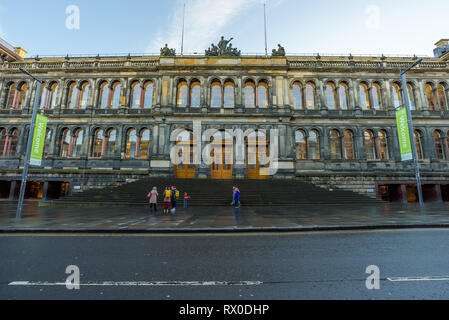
40,178,384,207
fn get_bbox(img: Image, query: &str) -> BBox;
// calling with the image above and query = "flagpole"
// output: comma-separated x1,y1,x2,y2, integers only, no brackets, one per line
264,1,268,57
181,2,186,56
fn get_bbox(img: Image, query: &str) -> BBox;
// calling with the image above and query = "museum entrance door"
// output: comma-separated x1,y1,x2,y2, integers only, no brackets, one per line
174,131,197,179
246,131,270,180
210,131,233,180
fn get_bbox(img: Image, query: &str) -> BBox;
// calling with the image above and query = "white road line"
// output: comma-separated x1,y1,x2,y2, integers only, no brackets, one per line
387,276,449,282
8,281,263,287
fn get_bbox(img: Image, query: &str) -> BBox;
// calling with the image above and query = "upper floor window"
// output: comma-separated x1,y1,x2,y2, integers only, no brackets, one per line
99,82,109,108
364,130,376,160
1,128,20,157
130,82,142,109
372,83,382,110
292,82,303,110
211,80,222,108
330,130,341,160
67,82,78,109
338,83,349,110
391,83,402,108
6,83,16,109
190,81,201,108
437,83,447,111
177,80,188,108
224,81,235,108
296,130,307,160
342,130,354,160
79,82,90,108
305,82,315,110
359,83,370,110
425,83,436,111
111,82,121,109
434,130,445,160
92,129,104,157
244,80,256,108
326,82,337,110
414,130,424,160
376,130,389,160
407,83,416,110
257,81,269,108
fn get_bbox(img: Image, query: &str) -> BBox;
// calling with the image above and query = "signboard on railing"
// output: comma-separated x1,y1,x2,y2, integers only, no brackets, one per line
29,114,48,166
395,107,413,161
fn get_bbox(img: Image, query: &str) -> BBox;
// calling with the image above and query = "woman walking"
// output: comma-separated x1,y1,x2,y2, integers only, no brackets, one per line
147,187,158,213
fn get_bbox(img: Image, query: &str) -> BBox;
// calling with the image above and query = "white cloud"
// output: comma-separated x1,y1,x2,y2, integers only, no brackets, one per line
147,0,272,54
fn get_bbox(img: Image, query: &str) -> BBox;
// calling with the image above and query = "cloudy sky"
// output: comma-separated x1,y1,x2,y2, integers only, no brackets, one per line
0,0,448,57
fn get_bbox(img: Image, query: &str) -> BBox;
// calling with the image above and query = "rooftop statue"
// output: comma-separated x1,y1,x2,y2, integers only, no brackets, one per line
160,44,176,57
272,44,286,57
206,36,241,57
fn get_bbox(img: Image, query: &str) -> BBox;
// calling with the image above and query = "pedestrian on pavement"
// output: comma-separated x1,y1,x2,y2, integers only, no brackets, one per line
171,186,179,213
231,186,241,208
147,187,158,213
183,192,191,208
163,187,171,215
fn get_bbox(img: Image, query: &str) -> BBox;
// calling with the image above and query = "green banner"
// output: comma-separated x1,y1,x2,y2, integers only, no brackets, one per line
396,107,413,161
30,114,48,167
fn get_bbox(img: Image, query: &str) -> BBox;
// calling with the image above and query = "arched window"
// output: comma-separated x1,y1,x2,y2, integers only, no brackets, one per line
60,129,71,157
43,129,52,158
211,80,222,108
72,129,84,157
244,81,256,108
434,130,445,160
8,129,19,156
67,82,78,109
326,82,337,110
425,83,435,111
343,130,354,160
308,130,320,160
330,130,341,160
99,82,109,108
0,129,6,155
190,81,201,108
177,80,188,108
407,83,416,110
111,82,121,109
359,83,370,110
372,83,382,110
414,131,424,160
38,82,48,109
16,83,28,109
144,81,154,108
6,83,16,108
92,129,104,157
257,81,269,108
125,129,137,158
391,83,402,108
376,130,389,160
305,82,315,110
364,130,376,160
224,81,235,108
130,82,142,109
338,83,349,110
79,82,89,108
295,130,307,160
106,129,117,156
139,129,150,159
438,83,447,111
49,83,59,109
292,82,303,110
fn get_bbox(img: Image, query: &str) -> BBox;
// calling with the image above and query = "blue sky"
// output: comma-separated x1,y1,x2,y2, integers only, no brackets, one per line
0,0,448,57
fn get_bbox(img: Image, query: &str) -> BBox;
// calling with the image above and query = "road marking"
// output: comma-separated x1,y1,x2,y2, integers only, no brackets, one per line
388,276,449,282
0,228,448,238
9,281,263,287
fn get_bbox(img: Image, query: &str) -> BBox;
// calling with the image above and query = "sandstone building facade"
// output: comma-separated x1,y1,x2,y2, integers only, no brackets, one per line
1,38,449,203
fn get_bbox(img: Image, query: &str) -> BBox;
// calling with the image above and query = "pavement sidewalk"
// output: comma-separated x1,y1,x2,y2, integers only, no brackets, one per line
1,201,449,232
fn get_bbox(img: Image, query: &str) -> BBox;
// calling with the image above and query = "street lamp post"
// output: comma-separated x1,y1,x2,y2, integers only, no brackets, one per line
15,68,43,219
400,58,424,210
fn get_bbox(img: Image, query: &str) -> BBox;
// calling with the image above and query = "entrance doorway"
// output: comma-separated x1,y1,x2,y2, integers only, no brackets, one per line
210,130,233,180
174,130,197,179
246,130,269,180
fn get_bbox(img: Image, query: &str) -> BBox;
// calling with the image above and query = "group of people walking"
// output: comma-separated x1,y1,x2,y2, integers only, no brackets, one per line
147,186,190,214
147,185,241,213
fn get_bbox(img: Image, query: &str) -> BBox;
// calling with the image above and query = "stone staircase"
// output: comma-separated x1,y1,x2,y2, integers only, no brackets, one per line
44,178,384,206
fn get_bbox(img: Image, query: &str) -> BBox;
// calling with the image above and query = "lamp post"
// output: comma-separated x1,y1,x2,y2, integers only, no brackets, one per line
400,58,424,210
15,67,43,219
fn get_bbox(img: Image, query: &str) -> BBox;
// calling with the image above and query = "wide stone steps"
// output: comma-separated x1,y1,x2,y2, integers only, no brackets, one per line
43,178,383,206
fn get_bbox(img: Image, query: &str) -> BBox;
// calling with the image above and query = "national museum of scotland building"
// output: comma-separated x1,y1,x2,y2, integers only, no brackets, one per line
1,37,449,203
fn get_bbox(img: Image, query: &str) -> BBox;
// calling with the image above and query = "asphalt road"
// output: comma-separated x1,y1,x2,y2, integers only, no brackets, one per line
1,229,449,300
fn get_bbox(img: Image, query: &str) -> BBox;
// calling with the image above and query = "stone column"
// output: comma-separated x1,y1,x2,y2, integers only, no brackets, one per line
417,80,430,113
355,130,366,160
423,127,436,160
382,80,392,111
48,126,58,157
152,124,159,156
321,127,330,159
317,79,327,111
348,79,356,110
0,79,7,109
237,77,243,108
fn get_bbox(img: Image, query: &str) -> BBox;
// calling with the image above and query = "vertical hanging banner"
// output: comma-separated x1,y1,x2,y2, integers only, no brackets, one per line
29,114,48,166
396,107,413,161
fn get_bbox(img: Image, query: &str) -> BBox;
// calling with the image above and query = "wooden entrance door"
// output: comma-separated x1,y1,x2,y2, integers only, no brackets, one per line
246,131,270,180
174,132,197,179
210,132,233,180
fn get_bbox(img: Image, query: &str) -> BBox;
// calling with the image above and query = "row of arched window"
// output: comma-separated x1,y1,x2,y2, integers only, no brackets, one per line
292,81,448,111
295,129,449,161
3,78,448,111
